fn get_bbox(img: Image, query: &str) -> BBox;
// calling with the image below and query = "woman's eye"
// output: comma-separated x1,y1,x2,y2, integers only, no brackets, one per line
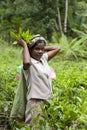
35,48,44,51
35,48,40,51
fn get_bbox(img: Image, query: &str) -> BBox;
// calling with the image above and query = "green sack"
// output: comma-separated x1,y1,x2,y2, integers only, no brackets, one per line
10,69,27,121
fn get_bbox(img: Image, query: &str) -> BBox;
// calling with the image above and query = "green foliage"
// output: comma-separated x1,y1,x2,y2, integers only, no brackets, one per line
69,1,87,37
41,61,87,129
0,42,21,116
10,27,34,44
1,41,87,129
0,0,55,41
0,0,87,41
52,32,87,60
75,1,87,16
72,25,87,38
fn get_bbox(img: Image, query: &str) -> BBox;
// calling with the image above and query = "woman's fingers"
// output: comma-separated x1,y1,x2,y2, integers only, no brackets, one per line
17,39,26,47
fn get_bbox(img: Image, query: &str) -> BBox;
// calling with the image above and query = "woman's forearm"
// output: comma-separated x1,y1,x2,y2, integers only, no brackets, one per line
44,46,61,61
22,45,31,64
22,45,31,69
17,39,31,69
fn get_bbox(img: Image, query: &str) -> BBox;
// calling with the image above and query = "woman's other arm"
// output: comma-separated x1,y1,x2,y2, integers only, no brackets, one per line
44,46,61,61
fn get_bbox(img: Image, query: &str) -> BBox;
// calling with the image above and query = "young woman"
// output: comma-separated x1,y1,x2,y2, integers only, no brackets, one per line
14,35,60,125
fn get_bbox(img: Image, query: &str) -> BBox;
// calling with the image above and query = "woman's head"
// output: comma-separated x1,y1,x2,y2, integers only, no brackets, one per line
28,35,46,61
28,34,46,48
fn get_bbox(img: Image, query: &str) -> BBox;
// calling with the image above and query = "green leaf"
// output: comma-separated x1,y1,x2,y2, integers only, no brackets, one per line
13,41,17,45
10,27,34,44
74,36,87,47
10,31,19,39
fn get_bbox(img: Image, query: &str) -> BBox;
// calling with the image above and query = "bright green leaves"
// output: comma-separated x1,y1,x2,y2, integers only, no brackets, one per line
40,61,87,129
10,27,34,44
10,31,19,40
1,42,87,129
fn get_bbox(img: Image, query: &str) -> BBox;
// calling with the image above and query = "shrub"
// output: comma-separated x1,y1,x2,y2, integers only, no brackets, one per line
0,43,21,129
1,42,87,129
42,61,87,129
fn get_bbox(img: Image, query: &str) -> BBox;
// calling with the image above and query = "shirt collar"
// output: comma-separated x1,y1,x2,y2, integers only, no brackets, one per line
31,57,43,64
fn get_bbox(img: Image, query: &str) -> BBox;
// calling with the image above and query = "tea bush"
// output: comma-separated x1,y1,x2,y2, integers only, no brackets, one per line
0,43,22,129
42,61,87,129
0,42,87,129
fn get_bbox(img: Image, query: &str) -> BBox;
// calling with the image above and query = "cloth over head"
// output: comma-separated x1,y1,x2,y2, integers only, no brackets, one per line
28,34,46,48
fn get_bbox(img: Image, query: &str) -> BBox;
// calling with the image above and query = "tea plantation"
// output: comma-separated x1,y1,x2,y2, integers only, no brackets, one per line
0,43,87,130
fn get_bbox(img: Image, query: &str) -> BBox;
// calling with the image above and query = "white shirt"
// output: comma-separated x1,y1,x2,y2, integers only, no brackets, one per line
23,53,52,101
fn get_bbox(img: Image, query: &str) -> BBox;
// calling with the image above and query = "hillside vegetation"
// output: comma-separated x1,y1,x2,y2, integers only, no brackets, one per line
0,42,87,129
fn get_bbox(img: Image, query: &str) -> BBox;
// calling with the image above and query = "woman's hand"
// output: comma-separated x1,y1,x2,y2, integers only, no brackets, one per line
17,39,27,47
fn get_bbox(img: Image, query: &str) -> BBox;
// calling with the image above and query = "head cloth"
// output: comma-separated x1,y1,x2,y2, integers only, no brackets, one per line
29,34,46,48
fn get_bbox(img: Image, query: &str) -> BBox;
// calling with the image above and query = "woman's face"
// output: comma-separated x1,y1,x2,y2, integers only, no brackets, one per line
30,42,45,61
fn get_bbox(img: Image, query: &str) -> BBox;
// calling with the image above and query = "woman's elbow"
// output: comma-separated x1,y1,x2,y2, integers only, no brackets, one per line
23,62,31,70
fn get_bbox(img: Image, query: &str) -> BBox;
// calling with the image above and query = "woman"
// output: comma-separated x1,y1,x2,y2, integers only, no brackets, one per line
12,34,60,126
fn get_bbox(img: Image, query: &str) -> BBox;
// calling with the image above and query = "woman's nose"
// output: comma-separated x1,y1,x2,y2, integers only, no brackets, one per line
39,50,43,53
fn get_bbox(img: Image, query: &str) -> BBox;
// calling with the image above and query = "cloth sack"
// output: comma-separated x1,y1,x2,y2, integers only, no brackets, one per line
10,69,27,121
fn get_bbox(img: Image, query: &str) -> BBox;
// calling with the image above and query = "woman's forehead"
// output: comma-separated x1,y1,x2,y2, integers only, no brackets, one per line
34,42,45,48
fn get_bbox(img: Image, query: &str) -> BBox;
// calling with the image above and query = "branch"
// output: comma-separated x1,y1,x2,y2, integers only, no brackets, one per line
64,0,68,33
57,7,63,35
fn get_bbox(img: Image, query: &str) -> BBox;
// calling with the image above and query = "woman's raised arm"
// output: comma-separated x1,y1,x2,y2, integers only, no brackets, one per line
44,46,61,61
17,39,31,70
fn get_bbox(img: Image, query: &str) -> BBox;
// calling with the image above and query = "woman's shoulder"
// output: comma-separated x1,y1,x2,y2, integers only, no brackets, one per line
42,53,48,61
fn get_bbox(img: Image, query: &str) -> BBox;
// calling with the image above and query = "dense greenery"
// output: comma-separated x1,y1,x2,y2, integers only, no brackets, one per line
0,40,87,129
1,0,87,129
1,0,87,41
43,61,87,129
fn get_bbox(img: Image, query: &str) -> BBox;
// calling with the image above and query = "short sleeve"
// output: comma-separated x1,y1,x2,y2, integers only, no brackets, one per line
42,53,48,61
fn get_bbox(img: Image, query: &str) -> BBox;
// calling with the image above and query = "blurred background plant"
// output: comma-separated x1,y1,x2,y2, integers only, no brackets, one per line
52,32,87,61
0,0,87,42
